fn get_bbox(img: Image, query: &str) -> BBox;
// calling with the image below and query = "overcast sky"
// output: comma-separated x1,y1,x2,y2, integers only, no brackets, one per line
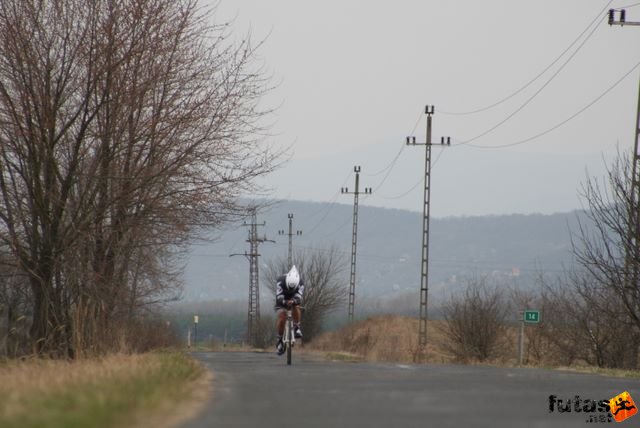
212,0,640,217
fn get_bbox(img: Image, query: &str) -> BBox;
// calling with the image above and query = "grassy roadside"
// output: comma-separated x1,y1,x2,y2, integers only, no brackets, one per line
550,365,640,379
0,351,206,428
308,315,640,378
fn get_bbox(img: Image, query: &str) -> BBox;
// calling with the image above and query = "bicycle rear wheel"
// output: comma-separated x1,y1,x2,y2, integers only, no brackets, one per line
286,324,292,365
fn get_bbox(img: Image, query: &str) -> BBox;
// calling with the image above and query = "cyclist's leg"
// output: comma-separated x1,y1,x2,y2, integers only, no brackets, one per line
276,309,286,337
275,309,286,354
292,305,303,338
292,306,301,324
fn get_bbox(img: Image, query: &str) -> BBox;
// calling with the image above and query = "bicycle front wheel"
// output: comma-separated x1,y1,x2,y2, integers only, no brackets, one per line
286,327,292,365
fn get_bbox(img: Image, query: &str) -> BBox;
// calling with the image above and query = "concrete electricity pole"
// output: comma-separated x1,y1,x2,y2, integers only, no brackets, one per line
230,208,274,343
609,8,640,303
341,166,372,323
406,105,450,359
278,213,302,268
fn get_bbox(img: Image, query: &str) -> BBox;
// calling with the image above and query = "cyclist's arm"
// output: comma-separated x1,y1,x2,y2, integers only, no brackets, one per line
276,280,286,307
292,281,304,305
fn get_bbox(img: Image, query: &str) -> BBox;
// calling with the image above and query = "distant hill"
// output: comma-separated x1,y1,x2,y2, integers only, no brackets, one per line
181,200,588,303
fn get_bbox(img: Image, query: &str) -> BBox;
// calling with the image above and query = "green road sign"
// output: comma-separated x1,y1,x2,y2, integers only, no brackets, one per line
524,310,540,323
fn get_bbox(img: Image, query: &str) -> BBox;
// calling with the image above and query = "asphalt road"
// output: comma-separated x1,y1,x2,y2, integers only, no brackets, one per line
181,351,639,428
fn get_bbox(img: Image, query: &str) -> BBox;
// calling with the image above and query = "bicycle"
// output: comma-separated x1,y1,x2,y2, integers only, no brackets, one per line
283,307,295,365
282,305,303,365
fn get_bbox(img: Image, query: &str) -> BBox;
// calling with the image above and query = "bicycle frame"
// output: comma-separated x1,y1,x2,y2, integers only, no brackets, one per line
283,308,295,365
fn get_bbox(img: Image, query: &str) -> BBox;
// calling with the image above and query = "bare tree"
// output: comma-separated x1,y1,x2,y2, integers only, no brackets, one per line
252,315,277,350
537,270,638,368
0,254,31,358
573,152,639,332
436,277,508,362
0,0,279,357
570,152,639,367
264,247,347,342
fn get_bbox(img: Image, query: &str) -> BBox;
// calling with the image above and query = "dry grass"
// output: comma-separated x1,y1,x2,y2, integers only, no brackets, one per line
309,315,456,364
552,365,640,379
1,354,152,416
0,352,205,428
309,315,640,377
310,315,526,366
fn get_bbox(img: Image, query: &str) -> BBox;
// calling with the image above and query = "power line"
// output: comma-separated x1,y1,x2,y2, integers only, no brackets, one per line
378,148,447,200
367,111,423,178
367,140,406,178
456,13,605,145
347,110,434,204
305,194,343,235
194,244,577,270
324,215,353,237
379,177,423,200
190,253,233,258
440,0,614,116
454,58,640,149
237,240,582,272
358,111,426,197
305,170,352,235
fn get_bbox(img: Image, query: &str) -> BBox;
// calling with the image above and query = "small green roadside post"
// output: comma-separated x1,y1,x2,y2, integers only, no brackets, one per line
519,310,541,365
193,315,199,347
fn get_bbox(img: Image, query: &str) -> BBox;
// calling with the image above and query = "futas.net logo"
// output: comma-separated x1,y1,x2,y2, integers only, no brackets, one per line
548,391,637,424
609,392,637,423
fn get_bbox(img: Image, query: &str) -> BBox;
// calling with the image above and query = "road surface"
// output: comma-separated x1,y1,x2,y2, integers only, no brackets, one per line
181,351,638,428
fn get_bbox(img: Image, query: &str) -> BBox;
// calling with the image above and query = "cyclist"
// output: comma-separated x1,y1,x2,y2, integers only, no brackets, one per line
275,265,304,355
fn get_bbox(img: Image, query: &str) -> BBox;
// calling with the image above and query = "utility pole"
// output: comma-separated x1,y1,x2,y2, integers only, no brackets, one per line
341,166,372,323
193,315,199,346
230,208,274,344
406,105,450,360
609,9,640,315
278,213,302,268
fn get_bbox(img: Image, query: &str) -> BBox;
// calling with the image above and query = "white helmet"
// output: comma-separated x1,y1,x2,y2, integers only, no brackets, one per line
285,265,300,291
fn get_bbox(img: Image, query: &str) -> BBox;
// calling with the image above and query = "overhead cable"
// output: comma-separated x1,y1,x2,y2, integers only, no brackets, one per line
367,111,423,177
305,170,352,234
378,148,446,200
456,58,640,149
456,14,605,145
440,0,613,116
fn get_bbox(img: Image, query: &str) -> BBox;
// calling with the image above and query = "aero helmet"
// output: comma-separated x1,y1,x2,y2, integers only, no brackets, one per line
285,265,300,291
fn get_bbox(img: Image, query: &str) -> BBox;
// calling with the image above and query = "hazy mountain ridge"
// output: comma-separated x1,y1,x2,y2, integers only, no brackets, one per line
182,200,588,303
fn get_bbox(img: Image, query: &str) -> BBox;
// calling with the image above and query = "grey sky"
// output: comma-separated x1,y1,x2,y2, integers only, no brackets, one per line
213,0,640,217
